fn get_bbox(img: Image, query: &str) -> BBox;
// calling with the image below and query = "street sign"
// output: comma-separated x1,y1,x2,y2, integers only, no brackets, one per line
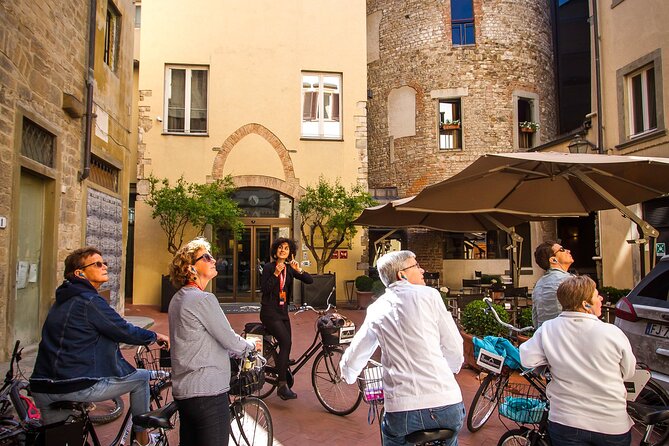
657,243,666,256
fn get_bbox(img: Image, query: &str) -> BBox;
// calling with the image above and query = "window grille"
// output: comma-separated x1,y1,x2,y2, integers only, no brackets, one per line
21,118,55,168
90,156,119,193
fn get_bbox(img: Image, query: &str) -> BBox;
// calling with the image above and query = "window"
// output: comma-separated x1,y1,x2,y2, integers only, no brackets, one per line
516,97,538,149
628,65,657,137
438,99,462,150
90,155,120,193
134,4,141,28
21,117,55,168
301,72,342,139
104,1,121,71
164,66,208,134
451,0,475,46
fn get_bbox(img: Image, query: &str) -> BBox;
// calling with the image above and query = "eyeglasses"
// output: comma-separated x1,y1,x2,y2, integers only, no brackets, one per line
400,262,421,271
80,261,108,270
194,253,215,264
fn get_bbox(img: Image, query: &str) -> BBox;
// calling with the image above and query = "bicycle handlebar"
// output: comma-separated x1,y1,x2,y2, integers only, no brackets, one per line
482,297,534,334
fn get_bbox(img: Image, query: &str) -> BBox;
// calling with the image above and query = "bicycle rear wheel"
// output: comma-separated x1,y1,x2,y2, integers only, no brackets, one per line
467,373,508,432
497,427,549,446
311,347,362,416
630,378,669,445
229,397,273,446
88,396,124,424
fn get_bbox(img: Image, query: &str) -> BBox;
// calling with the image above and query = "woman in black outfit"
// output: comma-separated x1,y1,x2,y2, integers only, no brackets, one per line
260,237,313,400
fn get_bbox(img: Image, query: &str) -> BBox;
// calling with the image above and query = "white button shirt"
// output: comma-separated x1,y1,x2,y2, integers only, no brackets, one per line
340,280,464,412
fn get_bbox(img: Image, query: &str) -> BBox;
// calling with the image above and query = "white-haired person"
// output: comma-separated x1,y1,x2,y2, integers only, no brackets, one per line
168,237,256,446
340,251,465,446
520,275,636,446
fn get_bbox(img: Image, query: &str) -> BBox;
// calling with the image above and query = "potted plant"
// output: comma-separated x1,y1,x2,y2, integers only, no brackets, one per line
371,279,386,298
144,174,243,311
519,121,540,133
354,275,375,309
297,177,375,306
459,300,510,370
441,119,461,130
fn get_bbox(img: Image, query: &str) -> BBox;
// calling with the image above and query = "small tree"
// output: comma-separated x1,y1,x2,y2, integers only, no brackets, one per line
297,177,375,275
145,175,243,255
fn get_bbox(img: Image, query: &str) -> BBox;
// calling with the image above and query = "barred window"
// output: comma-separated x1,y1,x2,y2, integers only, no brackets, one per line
90,156,119,193
21,117,55,168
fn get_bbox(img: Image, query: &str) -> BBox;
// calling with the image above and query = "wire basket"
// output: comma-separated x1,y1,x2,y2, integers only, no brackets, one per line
358,365,384,403
498,383,547,424
135,346,171,377
229,356,265,397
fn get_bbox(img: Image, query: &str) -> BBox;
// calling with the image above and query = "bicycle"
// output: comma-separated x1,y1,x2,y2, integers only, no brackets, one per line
0,340,177,446
228,350,273,446
466,298,537,433
357,360,456,445
480,297,669,446
242,288,363,416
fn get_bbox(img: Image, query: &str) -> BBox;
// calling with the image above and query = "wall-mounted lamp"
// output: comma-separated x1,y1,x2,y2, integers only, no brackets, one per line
567,133,598,154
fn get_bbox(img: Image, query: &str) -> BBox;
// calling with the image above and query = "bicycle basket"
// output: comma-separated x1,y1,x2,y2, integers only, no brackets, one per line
135,346,171,373
498,383,546,424
317,313,355,345
229,357,265,397
357,366,384,403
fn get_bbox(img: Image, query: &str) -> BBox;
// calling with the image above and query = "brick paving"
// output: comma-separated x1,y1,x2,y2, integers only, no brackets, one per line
108,304,510,445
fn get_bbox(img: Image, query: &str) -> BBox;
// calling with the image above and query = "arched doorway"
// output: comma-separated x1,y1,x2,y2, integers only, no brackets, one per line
214,187,294,302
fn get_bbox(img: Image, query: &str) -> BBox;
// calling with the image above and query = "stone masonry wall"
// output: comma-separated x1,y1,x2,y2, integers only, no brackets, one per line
0,0,89,353
366,0,557,196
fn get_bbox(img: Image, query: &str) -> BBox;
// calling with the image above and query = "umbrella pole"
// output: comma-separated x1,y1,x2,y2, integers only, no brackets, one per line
573,171,660,277
481,214,523,287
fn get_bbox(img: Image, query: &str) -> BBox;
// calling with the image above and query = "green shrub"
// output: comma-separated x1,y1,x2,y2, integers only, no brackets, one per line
371,280,386,297
518,307,534,335
599,286,631,304
354,275,374,292
460,300,510,337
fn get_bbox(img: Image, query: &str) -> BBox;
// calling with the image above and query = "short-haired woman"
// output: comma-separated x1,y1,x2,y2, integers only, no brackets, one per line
520,275,636,446
260,237,313,400
168,237,255,446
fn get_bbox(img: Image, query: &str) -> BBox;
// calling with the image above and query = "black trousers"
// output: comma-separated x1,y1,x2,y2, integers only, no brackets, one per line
176,393,230,446
261,317,292,382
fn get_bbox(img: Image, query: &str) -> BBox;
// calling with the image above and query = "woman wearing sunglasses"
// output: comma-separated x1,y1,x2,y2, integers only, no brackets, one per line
167,237,256,446
260,237,313,400
30,247,170,446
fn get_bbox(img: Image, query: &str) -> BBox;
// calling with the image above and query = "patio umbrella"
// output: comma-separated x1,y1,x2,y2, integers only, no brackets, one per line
354,196,557,287
398,151,669,274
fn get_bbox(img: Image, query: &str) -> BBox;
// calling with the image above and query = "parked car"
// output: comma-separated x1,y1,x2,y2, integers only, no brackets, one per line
615,255,669,390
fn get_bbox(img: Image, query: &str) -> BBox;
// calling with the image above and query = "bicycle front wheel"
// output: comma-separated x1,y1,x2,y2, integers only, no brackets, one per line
497,427,549,446
311,347,362,416
467,373,508,432
229,397,273,446
630,378,669,445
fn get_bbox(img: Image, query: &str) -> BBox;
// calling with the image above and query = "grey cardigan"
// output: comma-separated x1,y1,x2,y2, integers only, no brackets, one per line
168,286,254,399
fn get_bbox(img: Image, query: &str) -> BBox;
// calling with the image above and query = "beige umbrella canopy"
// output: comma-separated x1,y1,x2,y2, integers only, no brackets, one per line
354,196,559,287
354,196,553,232
398,152,669,274
399,152,669,216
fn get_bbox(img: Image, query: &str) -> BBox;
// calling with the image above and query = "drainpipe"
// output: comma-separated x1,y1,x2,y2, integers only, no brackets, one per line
591,0,604,153
80,0,97,181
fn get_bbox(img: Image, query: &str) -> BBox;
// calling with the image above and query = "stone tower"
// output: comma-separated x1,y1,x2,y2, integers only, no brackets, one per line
366,0,557,273
367,0,557,196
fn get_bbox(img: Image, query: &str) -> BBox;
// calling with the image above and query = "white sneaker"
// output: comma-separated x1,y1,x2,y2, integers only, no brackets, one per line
131,432,160,446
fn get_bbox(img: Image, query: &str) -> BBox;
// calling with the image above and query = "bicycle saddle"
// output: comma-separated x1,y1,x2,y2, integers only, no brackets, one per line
627,401,669,426
132,401,178,429
405,428,454,444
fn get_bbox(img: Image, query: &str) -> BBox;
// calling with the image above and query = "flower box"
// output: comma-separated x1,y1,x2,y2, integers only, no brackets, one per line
520,127,536,133
442,124,461,130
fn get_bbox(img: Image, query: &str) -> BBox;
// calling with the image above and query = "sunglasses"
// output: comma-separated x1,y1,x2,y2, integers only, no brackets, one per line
194,253,215,264
400,262,421,271
553,247,567,254
80,261,108,270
